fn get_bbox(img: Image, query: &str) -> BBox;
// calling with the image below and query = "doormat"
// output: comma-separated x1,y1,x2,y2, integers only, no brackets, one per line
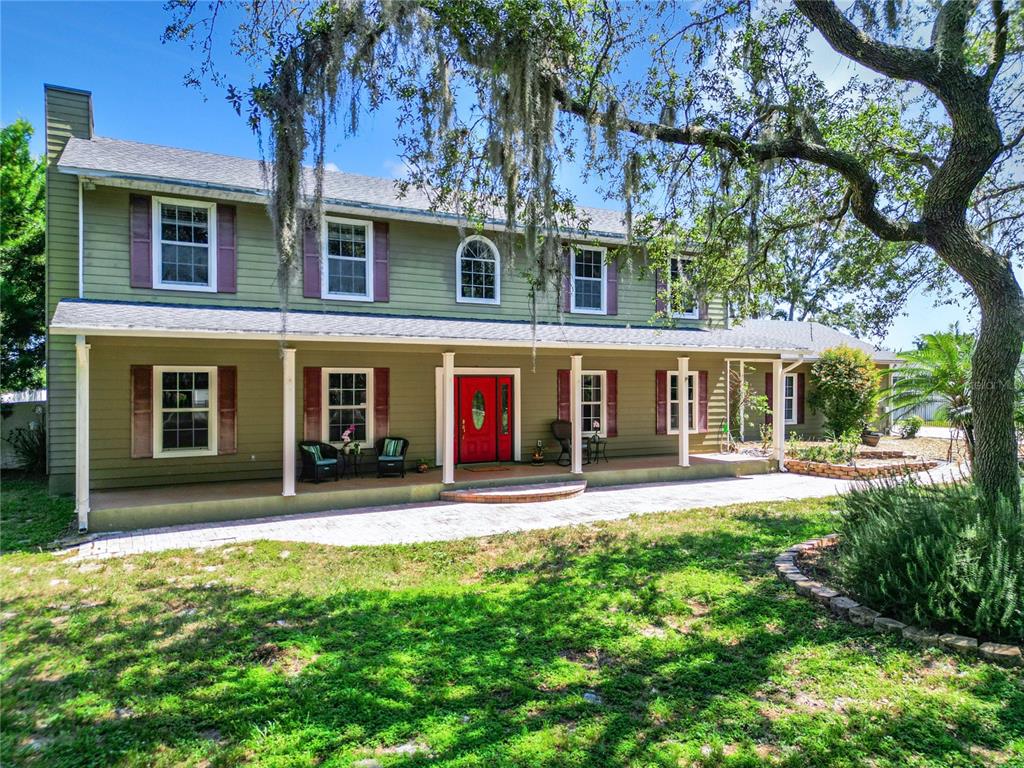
463,465,513,473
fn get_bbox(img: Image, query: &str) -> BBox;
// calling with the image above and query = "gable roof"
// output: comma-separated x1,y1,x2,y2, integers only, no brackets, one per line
57,136,629,239
734,319,898,363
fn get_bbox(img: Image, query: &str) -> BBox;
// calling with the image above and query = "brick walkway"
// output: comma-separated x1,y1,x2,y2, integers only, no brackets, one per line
70,465,962,560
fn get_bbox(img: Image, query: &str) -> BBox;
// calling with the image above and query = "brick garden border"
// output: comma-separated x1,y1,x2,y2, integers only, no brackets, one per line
775,535,1023,667
784,459,938,480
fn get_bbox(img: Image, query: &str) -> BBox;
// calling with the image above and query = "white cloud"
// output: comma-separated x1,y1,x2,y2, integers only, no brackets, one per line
323,161,340,173
383,157,413,179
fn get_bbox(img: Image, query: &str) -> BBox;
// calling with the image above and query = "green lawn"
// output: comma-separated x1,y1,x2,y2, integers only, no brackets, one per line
1,480,1021,767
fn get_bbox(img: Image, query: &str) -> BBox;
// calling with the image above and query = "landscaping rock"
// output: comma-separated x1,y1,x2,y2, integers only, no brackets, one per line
811,586,841,605
978,643,1023,667
783,572,807,586
849,606,880,627
902,626,941,647
939,633,979,655
873,616,907,634
829,596,859,618
583,691,603,705
794,580,821,597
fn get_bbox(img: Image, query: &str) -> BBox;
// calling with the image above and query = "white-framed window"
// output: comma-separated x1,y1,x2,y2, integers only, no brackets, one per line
570,246,607,314
668,256,700,319
152,197,217,292
322,216,374,301
667,371,699,434
581,370,606,435
456,235,501,304
322,368,374,447
153,366,218,458
783,373,797,424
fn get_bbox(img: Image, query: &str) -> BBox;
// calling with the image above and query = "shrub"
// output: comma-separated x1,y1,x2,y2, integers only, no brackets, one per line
5,424,46,475
808,346,882,435
787,430,859,465
836,480,1024,641
896,414,924,439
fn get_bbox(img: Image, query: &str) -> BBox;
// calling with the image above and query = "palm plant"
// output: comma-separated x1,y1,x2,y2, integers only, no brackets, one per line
885,332,975,463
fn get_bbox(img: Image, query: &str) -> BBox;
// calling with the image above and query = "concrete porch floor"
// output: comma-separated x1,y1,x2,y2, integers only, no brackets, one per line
87,453,772,532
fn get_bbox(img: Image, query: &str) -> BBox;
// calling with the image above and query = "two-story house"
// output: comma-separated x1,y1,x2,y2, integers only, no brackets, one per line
43,85,897,532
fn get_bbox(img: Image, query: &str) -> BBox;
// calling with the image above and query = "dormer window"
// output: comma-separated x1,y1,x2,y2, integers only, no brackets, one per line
571,246,607,314
323,217,373,301
668,256,700,319
153,197,217,292
456,235,500,304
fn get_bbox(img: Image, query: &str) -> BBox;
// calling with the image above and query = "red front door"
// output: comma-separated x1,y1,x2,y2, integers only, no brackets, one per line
457,375,514,463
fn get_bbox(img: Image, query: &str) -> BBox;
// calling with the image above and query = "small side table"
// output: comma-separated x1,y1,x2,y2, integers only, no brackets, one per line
342,452,362,478
587,436,609,464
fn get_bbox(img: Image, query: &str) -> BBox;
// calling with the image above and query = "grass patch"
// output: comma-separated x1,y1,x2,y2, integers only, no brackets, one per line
0,475,74,553
1,479,1022,766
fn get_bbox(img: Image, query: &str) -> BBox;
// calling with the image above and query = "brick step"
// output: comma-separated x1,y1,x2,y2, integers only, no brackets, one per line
440,481,587,504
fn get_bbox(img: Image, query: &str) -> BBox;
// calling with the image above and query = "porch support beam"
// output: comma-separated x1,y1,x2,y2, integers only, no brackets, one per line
678,356,690,467
75,335,90,531
738,360,745,442
570,354,583,474
772,359,785,467
282,348,296,497
442,351,456,484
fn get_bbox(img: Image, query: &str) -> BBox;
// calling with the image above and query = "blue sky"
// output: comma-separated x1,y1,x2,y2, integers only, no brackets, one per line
1,0,975,350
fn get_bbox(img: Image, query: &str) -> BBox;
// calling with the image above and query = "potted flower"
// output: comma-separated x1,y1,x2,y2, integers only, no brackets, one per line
860,421,883,447
340,425,354,454
416,458,429,473
531,440,545,465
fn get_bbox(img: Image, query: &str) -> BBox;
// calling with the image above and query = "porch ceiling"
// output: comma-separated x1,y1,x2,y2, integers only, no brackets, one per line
50,299,806,354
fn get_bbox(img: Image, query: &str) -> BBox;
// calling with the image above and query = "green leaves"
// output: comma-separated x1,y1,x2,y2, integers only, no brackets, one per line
808,345,883,435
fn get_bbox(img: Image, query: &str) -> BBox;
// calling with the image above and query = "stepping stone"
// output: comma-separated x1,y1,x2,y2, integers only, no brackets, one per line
849,606,880,627
940,633,979,655
794,580,821,596
902,626,941,647
830,596,859,618
979,642,1022,667
873,616,907,634
811,586,841,605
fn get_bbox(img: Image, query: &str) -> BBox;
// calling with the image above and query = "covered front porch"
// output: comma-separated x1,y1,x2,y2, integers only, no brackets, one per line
86,453,772,532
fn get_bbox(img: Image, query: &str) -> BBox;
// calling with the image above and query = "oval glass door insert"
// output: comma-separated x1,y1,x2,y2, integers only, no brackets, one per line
472,390,486,429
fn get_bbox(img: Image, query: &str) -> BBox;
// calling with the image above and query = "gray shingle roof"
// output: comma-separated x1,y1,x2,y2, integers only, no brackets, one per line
57,136,628,237
50,300,812,353
734,319,898,362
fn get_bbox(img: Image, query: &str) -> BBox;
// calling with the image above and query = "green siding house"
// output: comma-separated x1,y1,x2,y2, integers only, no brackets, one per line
43,85,897,532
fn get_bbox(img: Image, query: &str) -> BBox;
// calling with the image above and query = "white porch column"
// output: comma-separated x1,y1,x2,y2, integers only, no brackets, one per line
282,348,297,497
570,354,583,474
442,351,456,484
738,360,745,442
678,356,690,467
772,359,785,466
75,335,90,531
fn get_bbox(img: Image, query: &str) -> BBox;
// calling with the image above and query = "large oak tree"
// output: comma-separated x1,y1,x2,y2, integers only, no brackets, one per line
168,0,1023,506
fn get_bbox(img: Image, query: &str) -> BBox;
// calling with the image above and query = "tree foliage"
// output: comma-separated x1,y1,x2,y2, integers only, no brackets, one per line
808,345,883,435
164,0,1024,506
1,120,46,392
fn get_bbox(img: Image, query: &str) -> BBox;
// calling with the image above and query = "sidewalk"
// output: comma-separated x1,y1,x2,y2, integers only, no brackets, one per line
69,465,963,560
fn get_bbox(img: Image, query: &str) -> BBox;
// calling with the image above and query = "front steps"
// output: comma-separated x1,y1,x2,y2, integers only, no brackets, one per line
440,480,587,504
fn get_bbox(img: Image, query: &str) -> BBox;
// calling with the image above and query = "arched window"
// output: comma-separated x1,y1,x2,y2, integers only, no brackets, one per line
456,236,500,304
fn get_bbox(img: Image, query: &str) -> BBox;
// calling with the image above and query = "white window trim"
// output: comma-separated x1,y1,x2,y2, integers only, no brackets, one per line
783,372,798,425
151,196,218,293
321,216,374,302
152,365,218,459
667,371,700,435
570,246,608,315
455,235,501,305
668,255,700,320
581,369,607,437
321,367,375,448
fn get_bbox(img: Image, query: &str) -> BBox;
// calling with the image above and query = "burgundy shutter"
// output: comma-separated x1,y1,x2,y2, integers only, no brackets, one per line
374,367,389,439
606,259,618,315
562,250,572,312
302,220,320,299
557,369,571,421
655,270,667,313
217,365,237,454
303,367,322,440
797,372,806,424
129,194,152,289
698,370,709,432
606,370,618,437
373,222,390,302
764,372,773,426
216,205,237,293
130,365,153,458
655,370,667,435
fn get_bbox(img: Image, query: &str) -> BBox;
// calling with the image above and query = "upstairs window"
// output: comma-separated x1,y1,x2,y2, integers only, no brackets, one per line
153,198,217,292
668,256,700,319
456,236,500,304
571,246,607,314
323,218,373,300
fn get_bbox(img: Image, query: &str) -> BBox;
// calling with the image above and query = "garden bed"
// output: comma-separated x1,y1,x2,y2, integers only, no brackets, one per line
784,458,939,480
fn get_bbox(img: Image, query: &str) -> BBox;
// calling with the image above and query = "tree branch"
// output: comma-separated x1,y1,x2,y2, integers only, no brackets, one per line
931,0,975,71
793,0,937,86
881,144,940,175
984,0,1009,86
